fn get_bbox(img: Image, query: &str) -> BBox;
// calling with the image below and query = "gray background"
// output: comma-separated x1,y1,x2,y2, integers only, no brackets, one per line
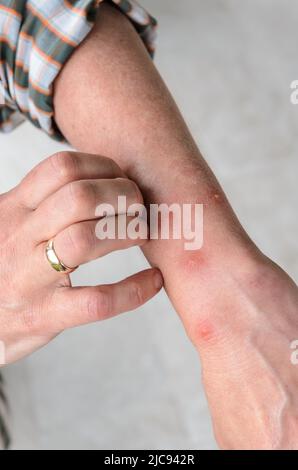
1,0,297,449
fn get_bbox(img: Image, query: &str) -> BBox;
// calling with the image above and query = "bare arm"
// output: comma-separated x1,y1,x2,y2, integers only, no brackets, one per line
53,3,298,449
53,3,257,332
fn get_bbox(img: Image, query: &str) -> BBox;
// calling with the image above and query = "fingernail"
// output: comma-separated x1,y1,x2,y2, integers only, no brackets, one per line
154,270,164,290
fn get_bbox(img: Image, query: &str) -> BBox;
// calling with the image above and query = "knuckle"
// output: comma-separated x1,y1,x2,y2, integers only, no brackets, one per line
68,180,96,214
50,151,78,182
67,223,95,256
86,289,112,321
119,178,143,204
129,282,144,306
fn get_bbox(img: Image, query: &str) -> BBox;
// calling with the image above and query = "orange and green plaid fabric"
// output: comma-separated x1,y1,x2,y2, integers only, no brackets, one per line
0,0,157,141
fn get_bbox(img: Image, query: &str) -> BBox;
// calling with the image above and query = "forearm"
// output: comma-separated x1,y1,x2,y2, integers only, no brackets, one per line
53,3,298,449
53,3,260,337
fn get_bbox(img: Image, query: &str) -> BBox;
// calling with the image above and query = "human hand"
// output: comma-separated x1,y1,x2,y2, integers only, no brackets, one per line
0,151,163,365
175,252,298,449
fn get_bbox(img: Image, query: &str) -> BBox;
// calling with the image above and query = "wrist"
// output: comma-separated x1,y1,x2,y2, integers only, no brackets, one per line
163,241,268,349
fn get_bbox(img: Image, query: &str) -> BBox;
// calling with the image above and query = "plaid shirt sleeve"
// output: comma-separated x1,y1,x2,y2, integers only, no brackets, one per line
0,0,157,141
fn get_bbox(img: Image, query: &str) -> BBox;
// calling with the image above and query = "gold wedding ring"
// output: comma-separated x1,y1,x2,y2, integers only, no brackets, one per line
45,239,78,274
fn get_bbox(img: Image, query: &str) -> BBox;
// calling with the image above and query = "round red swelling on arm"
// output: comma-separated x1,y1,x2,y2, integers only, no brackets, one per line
195,319,215,343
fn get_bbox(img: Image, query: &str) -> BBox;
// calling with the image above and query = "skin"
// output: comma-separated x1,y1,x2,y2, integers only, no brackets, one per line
0,151,163,364
52,3,298,449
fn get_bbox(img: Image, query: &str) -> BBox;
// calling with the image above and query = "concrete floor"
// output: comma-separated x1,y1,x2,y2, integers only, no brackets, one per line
1,0,297,449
